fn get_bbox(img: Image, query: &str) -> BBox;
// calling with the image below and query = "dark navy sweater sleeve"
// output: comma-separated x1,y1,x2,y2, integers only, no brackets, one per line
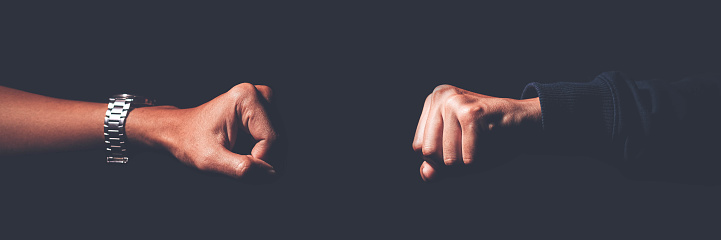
521,72,721,184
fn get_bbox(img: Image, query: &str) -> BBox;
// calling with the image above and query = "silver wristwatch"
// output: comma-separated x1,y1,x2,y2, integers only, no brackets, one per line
104,94,155,163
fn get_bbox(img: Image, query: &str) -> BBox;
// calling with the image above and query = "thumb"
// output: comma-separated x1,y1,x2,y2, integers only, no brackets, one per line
204,147,276,180
420,161,439,182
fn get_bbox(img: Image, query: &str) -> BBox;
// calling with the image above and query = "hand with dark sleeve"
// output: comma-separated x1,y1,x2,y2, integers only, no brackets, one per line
0,84,280,180
412,85,542,182
413,71,721,184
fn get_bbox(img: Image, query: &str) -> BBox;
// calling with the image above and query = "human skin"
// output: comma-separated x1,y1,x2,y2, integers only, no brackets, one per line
412,85,542,182
0,84,279,179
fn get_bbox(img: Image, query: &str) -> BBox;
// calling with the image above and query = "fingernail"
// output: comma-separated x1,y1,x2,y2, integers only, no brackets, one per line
420,165,427,182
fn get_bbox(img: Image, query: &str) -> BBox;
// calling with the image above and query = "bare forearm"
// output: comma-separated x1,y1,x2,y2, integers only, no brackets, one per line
0,86,106,155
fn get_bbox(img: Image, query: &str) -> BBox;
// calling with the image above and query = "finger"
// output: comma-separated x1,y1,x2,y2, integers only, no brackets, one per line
461,121,478,165
412,94,433,152
251,139,275,161
255,85,273,103
204,147,276,179
420,161,439,182
233,84,278,160
421,95,444,166
442,109,462,166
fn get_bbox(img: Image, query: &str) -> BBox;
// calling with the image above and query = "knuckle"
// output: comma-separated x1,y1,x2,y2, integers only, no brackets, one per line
228,83,257,98
444,94,464,106
412,141,423,152
242,108,256,124
444,157,459,166
421,146,438,158
456,104,482,123
233,160,251,178
266,130,279,140
433,84,455,93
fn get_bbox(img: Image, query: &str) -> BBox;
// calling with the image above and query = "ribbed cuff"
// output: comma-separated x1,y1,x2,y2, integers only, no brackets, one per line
521,72,621,153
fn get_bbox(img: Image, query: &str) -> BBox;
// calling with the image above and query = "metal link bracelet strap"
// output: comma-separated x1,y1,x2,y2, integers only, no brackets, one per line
104,94,155,163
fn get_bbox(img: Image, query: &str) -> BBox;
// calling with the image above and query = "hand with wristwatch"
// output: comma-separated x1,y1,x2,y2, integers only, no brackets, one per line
0,84,279,180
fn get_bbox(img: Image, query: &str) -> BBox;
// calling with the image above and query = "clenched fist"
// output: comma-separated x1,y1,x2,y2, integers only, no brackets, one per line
127,83,280,180
412,85,541,182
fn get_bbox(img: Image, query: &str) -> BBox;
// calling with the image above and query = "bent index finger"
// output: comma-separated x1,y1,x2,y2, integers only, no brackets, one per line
207,146,276,180
232,83,278,161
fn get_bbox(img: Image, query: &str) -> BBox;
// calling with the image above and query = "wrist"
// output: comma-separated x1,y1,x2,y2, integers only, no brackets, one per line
512,97,544,153
488,97,542,152
516,97,542,131
492,97,541,131
125,106,182,150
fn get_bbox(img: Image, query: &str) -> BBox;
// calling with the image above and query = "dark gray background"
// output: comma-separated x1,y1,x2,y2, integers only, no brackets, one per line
1,2,719,238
